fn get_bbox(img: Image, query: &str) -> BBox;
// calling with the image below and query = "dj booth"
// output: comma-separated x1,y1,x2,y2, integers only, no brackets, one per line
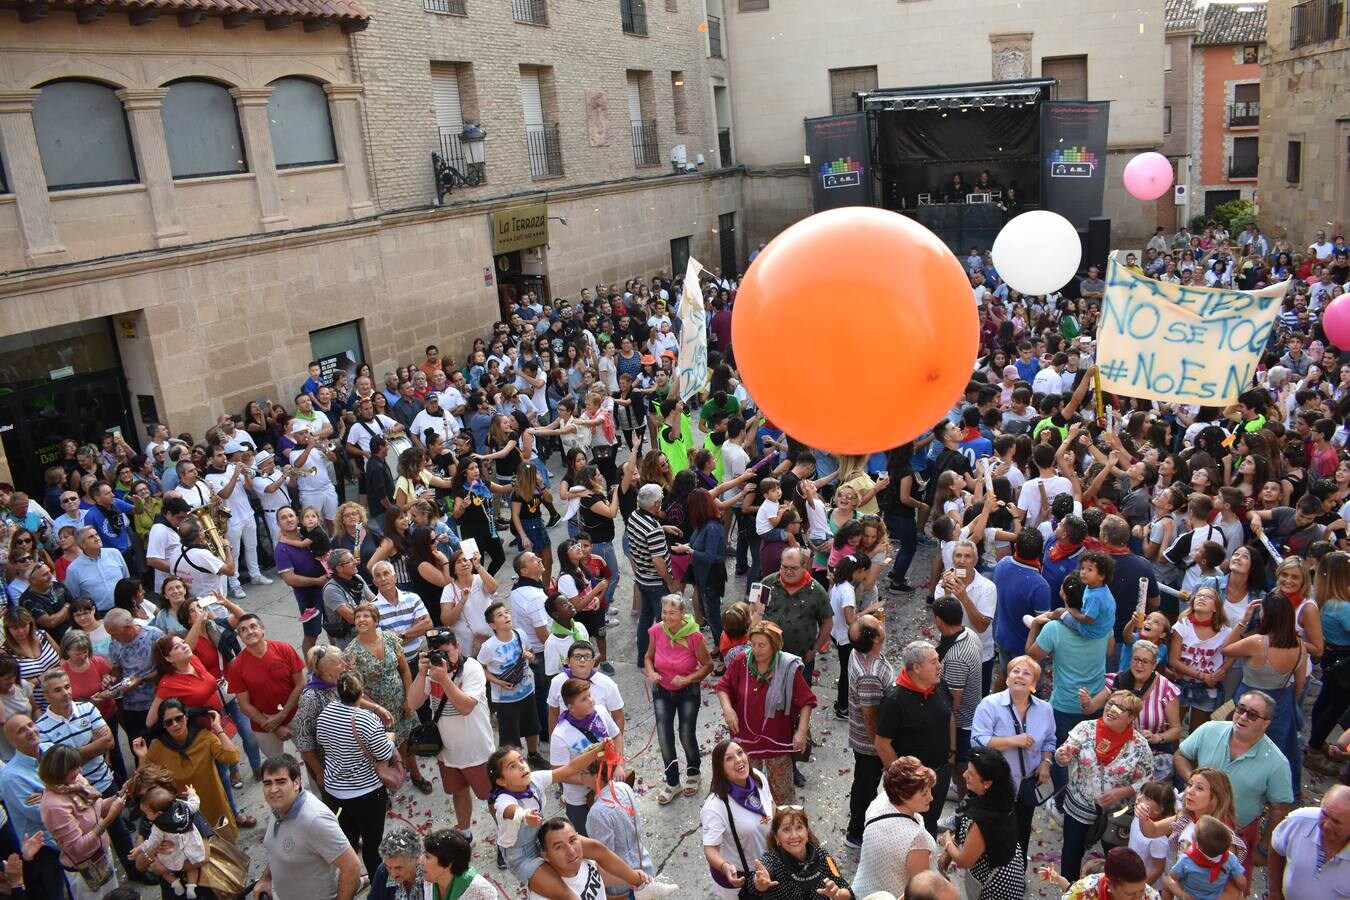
910,201,1005,254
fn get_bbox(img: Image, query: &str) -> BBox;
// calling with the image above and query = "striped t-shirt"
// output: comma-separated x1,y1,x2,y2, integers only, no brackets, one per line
626,509,668,587
313,703,393,800
36,701,113,793
374,590,429,654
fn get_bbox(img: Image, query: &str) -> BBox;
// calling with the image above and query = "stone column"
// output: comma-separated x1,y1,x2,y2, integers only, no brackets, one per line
229,87,290,232
0,90,66,266
324,83,375,218
116,88,189,248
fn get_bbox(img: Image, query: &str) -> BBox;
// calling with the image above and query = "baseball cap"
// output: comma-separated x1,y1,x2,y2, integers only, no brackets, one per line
223,440,245,455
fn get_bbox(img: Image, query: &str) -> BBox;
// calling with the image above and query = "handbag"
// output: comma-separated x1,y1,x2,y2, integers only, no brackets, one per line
711,792,757,900
66,849,114,893
198,824,253,899
408,696,449,757
351,712,407,793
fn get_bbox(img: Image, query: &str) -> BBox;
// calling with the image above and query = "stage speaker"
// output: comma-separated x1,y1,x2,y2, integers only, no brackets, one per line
1082,217,1111,273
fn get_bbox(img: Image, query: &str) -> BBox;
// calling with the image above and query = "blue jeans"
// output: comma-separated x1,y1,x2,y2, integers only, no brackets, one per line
224,696,262,771
593,540,621,605
697,570,725,648
886,514,918,585
635,582,667,665
653,683,701,786
1052,708,1089,800
1060,807,1102,882
1240,681,1302,793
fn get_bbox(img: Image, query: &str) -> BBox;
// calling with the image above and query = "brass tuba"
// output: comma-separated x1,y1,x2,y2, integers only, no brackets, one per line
188,480,232,561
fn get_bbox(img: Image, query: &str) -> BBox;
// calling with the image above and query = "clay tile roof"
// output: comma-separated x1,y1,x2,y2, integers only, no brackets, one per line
1165,0,1201,33
1196,3,1268,45
8,0,371,25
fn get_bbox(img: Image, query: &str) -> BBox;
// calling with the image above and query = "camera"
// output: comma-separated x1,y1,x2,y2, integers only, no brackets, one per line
425,629,454,667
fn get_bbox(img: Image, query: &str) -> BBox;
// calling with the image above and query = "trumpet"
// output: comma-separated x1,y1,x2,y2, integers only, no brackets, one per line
284,464,318,477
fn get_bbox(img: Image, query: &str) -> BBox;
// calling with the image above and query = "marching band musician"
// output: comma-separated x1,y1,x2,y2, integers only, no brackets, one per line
290,427,340,532
175,460,212,511
205,442,271,599
252,451,301,546
169,517,235,599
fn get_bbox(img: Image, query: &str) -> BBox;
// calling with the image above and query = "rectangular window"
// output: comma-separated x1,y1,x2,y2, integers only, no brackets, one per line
520,65,562,178
309,321,366,389
1043,55,1089,101
671,236,690,279
423,0,466,13
432,62,484,182
1288,140,1303,183
1230,136,1259,179
627,70,659,167
1164,43,1173,71
665,0,677,9
511,0,547,25
671,72,688,133
719,212,738,277
828,66,878,116
621,0,647,35
1164,105,1172,135
738,0,769,9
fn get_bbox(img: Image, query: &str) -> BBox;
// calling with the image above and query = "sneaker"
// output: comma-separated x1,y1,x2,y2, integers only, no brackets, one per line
843,832,862,851
634,878,680,899
833,706,848,720
792,765,806,788
947,782,959,801
657,783,680,805
888,580,916,593
599,662,616,675
230,586,247,600
252,574,274,585
527,752,550,770
230,767,243,790
299,607,320,624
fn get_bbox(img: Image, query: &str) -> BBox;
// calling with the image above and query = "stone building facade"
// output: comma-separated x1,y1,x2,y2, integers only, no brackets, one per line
1258,0,1350,240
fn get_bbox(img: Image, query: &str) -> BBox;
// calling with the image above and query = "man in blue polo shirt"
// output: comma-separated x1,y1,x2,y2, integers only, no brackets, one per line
992,530,1051,683
1175,689,1295,875
63,526,130,613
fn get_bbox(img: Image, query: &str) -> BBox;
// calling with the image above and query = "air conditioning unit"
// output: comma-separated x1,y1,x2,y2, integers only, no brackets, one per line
1174,184,1188,205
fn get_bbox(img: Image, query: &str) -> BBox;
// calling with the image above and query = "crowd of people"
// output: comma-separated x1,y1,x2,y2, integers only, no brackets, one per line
0,230,1346,900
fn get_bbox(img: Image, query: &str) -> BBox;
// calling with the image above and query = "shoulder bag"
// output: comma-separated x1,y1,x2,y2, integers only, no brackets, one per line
351,711,407,793
408,695,449,757
1008,701,1055,807
711,792,757,900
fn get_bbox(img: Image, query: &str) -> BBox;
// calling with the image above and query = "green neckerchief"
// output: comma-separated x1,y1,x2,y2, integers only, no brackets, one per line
549,618,585,643
748,650,779,683
433,868,479,900
661,613,700,648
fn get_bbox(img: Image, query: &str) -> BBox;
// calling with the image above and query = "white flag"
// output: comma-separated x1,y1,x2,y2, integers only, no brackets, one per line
676,256,709,403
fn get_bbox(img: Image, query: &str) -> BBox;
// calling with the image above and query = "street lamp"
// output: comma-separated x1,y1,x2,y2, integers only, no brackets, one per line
432,123,487,203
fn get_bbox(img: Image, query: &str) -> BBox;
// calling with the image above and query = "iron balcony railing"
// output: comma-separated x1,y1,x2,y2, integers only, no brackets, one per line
708,14,723,57
512,0,548,25
438,130,485,183
423,0,466,13
1228,101,1260,127
1291,0,1343,47
621,0,647,35
526,123,563,178
631,118,659,167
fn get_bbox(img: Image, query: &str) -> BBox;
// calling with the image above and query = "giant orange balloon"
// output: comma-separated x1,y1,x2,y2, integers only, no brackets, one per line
732,207,979,455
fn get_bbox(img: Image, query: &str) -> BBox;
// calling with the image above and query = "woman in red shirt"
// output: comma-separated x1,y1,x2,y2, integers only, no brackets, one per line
147,633,231,733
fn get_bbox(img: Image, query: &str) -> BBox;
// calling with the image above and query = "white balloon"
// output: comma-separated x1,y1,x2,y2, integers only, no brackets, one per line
990,210,1083,296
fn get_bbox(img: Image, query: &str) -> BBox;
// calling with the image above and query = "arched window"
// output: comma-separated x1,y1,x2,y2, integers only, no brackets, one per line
32,79,138,190
162,79,247,179
266,77,337,169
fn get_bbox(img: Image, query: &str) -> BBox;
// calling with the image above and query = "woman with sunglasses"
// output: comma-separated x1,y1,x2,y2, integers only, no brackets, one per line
5,529,52,605
130,699,243,840
1055,690,1153,882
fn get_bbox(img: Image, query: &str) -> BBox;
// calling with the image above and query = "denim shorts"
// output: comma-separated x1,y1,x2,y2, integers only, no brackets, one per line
519,516,550,550
503,825,545,883
1179,680,1224,712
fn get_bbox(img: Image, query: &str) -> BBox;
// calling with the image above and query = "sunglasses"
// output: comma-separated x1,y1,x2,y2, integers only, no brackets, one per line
1233,704,1269,721
162,715,186,725
15,537,33,544
61,497,79,503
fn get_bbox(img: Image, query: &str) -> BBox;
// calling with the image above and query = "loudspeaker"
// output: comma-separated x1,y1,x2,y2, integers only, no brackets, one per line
1082,216,1111,273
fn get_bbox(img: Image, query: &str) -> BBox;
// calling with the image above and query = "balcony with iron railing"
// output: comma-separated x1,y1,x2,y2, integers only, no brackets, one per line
621,0,647,35
423,0,466,13
718,128,733,166
1291,0,1343,47
631,118,659,167
512,0,548,25
1227,156,1259,179
438,130,485,184
526,123,564,178
708,14,723,57
1228,101,1260,127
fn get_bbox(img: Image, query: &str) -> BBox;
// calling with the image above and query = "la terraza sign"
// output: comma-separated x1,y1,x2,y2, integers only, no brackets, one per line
491,203,549,255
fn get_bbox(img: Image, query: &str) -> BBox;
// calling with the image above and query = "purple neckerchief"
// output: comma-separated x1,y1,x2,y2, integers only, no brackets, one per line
561,666,593,681
489,784,538,805
304,674,335,692
727,775,765,817
559,709,608,739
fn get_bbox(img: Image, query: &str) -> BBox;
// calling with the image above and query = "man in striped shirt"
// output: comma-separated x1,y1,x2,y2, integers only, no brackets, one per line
629,484,679,666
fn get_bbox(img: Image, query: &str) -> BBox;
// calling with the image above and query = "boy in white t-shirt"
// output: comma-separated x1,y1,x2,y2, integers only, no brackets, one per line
549,679,622,816
753,477,787,542
546,641,625,735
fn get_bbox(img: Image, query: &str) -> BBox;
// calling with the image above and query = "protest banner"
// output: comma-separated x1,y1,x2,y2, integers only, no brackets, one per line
1096,252,1288,404
676,256,709,403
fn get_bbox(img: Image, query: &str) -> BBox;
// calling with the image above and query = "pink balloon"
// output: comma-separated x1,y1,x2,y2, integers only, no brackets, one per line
1122,152,1175,201
1323,296,1350,348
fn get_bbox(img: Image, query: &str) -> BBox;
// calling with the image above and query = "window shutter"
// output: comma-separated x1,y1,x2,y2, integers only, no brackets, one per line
627,74,643,123
431,65,464,132
520,70,544,128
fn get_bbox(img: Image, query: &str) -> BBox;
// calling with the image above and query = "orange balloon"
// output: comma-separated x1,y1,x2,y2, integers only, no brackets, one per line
732,207,978,455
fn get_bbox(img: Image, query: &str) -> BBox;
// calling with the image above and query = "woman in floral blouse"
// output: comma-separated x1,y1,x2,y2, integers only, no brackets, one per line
1054,690,1153,882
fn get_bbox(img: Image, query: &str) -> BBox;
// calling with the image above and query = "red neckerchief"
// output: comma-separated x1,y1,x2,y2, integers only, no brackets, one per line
1013,554,1042,571
1191,616,1214,628
1104,545,1132,556
1185,844,1230,883
1047,539,1084,563
1096,876,1113,900
1094,717,1134,765
895,667,936,698
961,426,982,442
779,569,812,591
1083,537,1108,552
719,633,748,657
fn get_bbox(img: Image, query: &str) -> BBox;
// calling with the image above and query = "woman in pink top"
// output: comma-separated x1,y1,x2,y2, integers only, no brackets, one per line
39,744,128,898
643,593,714,805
